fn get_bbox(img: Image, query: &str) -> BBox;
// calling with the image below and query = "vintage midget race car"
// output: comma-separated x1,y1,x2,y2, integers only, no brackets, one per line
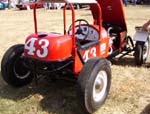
1,0,149,113
16,0,43,10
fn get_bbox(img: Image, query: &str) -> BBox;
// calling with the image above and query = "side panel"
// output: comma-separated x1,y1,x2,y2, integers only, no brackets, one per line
74,37,109,74
100,36,110,57
74,45,100,74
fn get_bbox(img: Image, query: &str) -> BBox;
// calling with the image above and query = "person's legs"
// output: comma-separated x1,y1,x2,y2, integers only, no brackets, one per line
132,0,136,5
123,0,127,6
146,0,150,4
124,0,127,6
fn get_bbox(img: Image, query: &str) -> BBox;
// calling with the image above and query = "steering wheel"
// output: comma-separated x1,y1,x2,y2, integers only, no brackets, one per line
68,19,89,41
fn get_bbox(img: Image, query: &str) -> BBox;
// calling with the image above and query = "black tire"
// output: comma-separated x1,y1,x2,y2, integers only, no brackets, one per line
1,44,33,87
134,40,149,66
77,57,111,114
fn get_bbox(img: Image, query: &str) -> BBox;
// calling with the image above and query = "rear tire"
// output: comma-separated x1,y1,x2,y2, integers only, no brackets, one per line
77,57,111,114
1,44,33,87
134,40,149,66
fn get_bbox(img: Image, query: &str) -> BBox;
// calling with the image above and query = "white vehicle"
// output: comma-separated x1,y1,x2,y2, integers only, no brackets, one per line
44,2,65,9
134,26,150,65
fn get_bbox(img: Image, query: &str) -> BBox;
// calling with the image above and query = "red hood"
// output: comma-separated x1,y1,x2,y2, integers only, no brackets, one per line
90,0,127,31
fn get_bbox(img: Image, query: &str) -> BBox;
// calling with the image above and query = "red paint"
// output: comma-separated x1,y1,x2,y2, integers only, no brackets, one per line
24,32,72,61
91,0,127,31
24,0,127,74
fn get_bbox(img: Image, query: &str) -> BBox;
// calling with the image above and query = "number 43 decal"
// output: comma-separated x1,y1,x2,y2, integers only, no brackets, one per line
83,47,97,62
25,38,49,58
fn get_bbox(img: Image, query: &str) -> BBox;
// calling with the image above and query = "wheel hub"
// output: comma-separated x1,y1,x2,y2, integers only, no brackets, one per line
95,78,104,93
93,70,107,102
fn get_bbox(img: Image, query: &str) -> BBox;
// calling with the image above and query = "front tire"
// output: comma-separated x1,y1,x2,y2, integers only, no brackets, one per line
77,57,111,114
134,40,149,66
1,44,33,87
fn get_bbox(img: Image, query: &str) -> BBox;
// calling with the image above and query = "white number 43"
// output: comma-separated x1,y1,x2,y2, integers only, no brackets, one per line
25,38,49,58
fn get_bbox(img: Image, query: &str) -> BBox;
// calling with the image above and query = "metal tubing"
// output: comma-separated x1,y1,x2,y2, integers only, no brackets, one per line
33,3,38,34
63,4,67,34
97,3,102,40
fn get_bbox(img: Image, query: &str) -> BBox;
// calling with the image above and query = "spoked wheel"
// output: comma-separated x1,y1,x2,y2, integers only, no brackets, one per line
77,57,111,114
134,40,149,66
1,44,33,87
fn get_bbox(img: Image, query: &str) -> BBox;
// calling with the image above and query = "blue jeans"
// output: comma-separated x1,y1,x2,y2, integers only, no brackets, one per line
123,0,127,6
132,0,137,5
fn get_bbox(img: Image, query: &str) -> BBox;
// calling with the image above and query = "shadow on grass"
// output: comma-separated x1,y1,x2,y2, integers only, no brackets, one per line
0,71,36,100
0,71,84,114
111,56,150,68
111,56,136,67
140,104,150,114
39,78,83,114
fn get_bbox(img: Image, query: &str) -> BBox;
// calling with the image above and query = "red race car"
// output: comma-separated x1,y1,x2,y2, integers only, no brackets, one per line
16,0,43,10
3,0,146,113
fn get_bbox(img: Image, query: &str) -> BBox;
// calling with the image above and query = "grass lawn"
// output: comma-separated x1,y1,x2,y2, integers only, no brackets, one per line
0,5,150,114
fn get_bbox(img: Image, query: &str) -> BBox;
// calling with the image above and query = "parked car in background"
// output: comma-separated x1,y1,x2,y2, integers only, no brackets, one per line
66,3,89,9
0,0,8,10
16,0,43,10
43,2,65,9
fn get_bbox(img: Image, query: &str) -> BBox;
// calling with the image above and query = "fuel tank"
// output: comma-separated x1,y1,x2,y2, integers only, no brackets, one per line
24,32,72,61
